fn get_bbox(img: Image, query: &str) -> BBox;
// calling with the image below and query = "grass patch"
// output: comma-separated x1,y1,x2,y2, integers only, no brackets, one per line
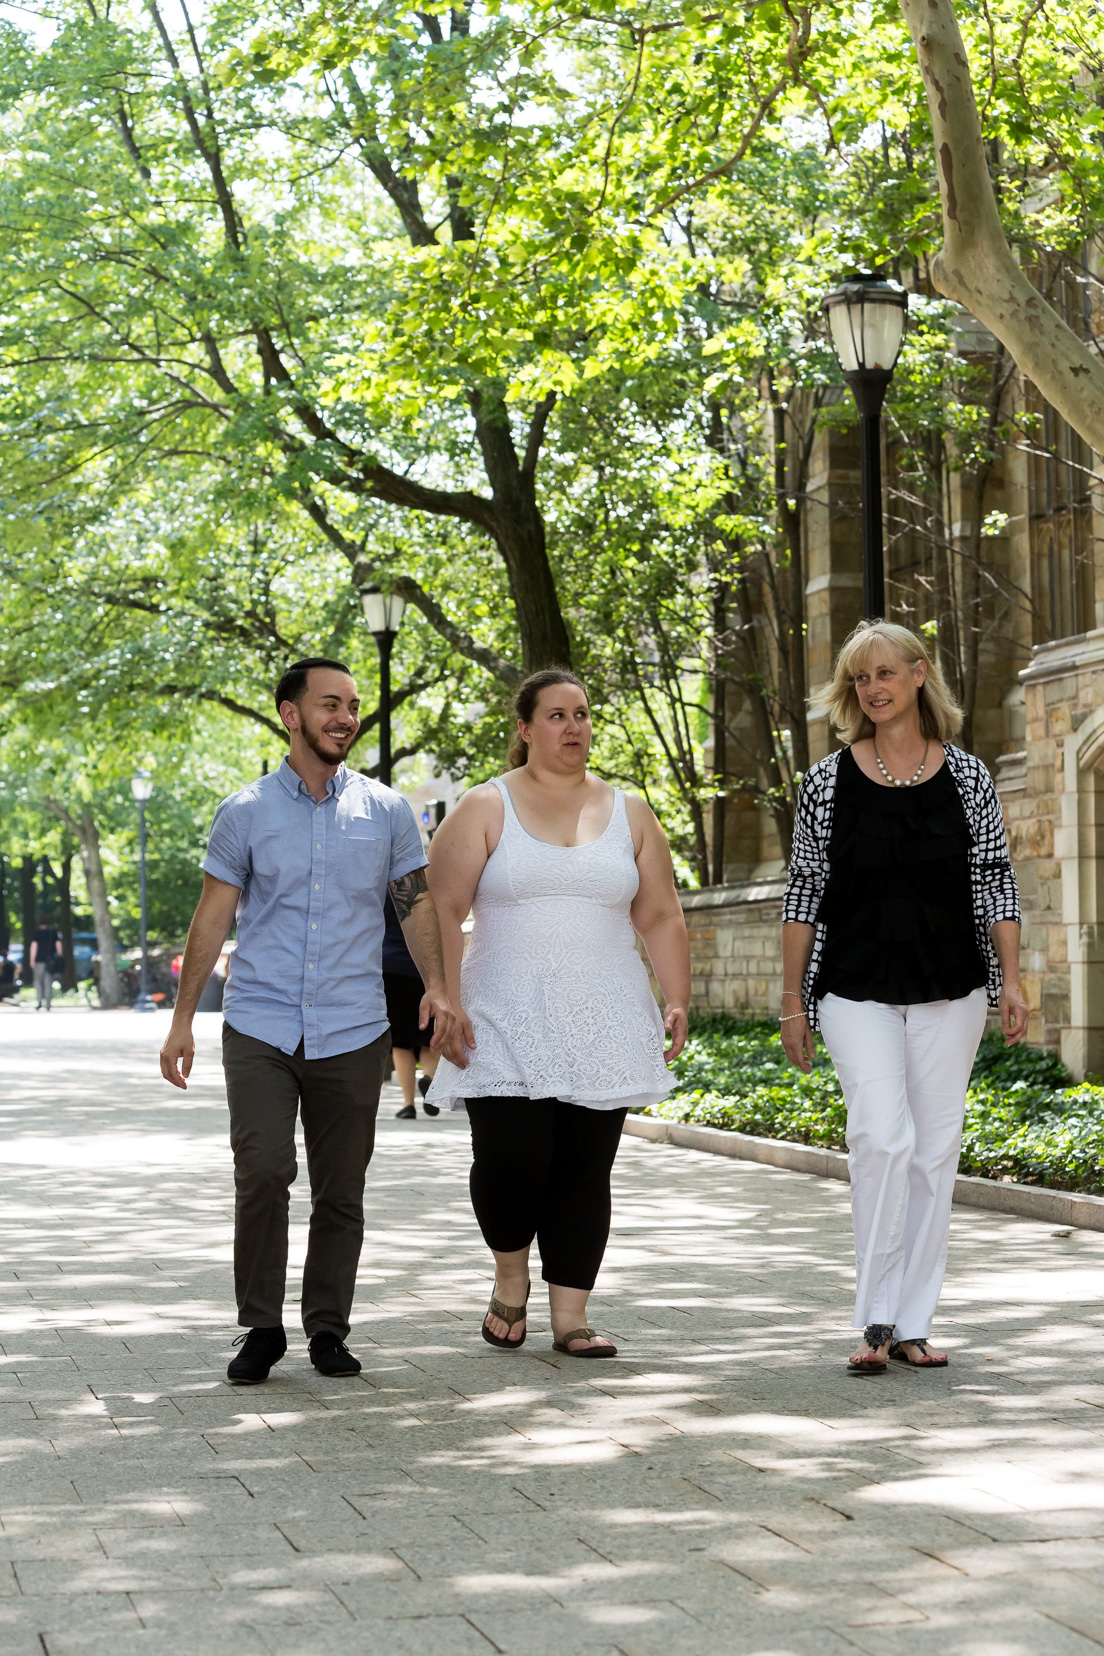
651,1016,1104,1195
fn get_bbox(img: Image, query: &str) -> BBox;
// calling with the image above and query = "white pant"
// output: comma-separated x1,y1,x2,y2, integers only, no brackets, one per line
817,990,987,1340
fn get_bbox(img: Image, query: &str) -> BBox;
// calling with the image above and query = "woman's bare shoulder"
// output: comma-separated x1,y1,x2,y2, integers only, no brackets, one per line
622,791,666,855
621,790,658,824
454,780,505,819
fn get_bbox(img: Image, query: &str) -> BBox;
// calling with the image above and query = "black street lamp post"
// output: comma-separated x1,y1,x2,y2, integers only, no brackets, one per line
360,586,408,788
822,274,909,620
130,769,157,1012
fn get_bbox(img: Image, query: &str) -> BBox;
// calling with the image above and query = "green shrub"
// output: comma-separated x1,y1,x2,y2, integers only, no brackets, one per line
969,1029,1070,1089
650,1014,1104,1194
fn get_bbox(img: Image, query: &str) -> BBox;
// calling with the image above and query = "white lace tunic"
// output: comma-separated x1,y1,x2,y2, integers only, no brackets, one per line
428,777,674,1112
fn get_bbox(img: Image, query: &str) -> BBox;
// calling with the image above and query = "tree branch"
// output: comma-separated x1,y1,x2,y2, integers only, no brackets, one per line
390,575,523,688
41,797,81,835
898,0,1104,447
154,687,288,737
521,392,557,478
145,0,244,252
295,493,522,686
648,8,812,218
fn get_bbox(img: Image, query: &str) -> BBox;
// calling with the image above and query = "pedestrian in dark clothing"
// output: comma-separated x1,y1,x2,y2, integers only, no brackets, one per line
383,893,440,1119
159,658,469,1386
30,924,60,1010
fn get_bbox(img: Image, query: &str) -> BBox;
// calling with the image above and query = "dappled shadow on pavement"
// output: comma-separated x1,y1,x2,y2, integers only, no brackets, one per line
1,1012,1104,1654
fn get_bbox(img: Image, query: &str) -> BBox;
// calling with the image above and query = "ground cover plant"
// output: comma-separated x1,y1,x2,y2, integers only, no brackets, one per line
651,1016,1104,1194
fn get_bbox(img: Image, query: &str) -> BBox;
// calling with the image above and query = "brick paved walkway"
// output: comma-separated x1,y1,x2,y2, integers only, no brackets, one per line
2,1011,1104,1654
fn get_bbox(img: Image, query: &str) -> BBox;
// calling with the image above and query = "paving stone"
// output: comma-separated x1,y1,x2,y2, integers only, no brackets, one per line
94,1521,298,1559
44,1631,269,1656
468,1600,698,1651
0,1590,143,1638
260,1617,504,1655
128,1585,355,1627
4,1013,1104,1653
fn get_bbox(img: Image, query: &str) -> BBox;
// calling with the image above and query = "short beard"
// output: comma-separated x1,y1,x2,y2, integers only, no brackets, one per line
299,715,354,766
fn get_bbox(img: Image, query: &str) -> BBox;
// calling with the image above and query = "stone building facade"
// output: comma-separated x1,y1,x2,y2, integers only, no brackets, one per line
691,300,1104,1073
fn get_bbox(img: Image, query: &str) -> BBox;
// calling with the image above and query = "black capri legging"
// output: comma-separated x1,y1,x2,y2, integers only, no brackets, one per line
466,1097,627,1291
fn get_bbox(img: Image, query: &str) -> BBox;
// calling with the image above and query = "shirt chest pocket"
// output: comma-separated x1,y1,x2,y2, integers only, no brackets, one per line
338,823,388,893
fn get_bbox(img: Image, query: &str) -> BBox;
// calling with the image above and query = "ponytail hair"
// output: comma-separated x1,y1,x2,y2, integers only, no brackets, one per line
505,667,589,770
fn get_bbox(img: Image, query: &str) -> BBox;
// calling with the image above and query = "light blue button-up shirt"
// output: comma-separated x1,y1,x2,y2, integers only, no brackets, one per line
202,759,427,1060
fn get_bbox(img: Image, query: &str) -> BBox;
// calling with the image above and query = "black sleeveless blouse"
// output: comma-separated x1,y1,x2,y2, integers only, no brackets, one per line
813,746,986,1006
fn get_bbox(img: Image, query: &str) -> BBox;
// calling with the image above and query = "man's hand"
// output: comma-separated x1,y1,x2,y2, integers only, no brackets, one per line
1000,981,1029,1046
663,1003,688,1063
160,1024,196,1090
420,987,474,1069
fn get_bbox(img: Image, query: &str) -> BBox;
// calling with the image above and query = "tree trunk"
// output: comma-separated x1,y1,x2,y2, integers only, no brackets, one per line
470,389,571,673
57,851,78,993
728,558,796,857
41,800,123,1008
19,856,36,985
493,499,573,673
956,461,992,751
899,0,1104,448
711,582,728,888
77,813,123,1009
772,392,811,775
0,856,8,953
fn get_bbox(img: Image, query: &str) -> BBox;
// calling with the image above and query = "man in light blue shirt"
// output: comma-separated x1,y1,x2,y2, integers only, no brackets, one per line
160,657,469,1384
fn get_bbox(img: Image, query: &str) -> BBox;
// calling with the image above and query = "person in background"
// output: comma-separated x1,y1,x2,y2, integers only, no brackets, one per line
0,947,17,1003
383,892,440,1119
30,921,61,1011
781,620,1026,1374
159,657,468,1385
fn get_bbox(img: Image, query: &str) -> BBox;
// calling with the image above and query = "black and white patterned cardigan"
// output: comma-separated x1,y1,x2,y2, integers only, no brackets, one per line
782,744,1021,1029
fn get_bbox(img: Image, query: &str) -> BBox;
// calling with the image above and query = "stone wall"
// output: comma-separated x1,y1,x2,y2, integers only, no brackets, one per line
680,878,784,1017
1008,631,1104,1075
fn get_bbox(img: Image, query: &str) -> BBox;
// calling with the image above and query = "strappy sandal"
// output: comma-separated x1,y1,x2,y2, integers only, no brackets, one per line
481,1282,530,1349
890,1337,948,1368
847,1322,894,1375
552,1326,618,1359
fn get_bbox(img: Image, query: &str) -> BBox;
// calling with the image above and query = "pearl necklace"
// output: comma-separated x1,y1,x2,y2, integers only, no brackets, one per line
873,740,928,787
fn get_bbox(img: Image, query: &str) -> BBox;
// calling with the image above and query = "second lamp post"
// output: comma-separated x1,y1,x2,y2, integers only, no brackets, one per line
822,273,908,621
360,584,407,788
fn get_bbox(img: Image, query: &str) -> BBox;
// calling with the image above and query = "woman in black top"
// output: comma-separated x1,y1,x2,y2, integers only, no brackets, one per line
781,622,1026,1373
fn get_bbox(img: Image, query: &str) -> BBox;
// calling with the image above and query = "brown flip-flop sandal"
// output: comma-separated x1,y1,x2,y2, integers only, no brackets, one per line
552,1326,618,1359
481,1282,530,1349
890,1338,948,1368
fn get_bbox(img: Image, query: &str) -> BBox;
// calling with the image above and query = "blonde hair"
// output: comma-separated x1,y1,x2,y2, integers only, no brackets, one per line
814,621,963,745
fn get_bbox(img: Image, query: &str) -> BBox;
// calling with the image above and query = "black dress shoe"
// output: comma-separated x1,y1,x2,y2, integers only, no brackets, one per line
308,1333,362,1376
395,1104,416,1119
418,1075,439,1116
227,1325,287,1384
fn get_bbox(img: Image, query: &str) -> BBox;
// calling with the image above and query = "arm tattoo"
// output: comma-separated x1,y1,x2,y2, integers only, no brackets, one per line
388,866,429,921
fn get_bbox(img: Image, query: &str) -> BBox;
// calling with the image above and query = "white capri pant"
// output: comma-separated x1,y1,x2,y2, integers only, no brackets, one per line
817,989,987,1340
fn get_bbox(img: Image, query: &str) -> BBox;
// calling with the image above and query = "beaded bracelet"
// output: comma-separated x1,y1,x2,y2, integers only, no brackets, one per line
779,1010,808,1022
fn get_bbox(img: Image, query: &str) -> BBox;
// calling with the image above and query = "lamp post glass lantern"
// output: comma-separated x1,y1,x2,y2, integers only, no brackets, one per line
360,585,407,788
130,769,157,1012
822,274,908,621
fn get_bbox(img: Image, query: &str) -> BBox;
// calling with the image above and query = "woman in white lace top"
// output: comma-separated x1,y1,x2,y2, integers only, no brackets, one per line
427,669,691,1358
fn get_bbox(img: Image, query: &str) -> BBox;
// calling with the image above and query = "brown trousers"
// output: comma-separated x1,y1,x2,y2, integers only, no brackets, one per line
221,1024,390,1338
